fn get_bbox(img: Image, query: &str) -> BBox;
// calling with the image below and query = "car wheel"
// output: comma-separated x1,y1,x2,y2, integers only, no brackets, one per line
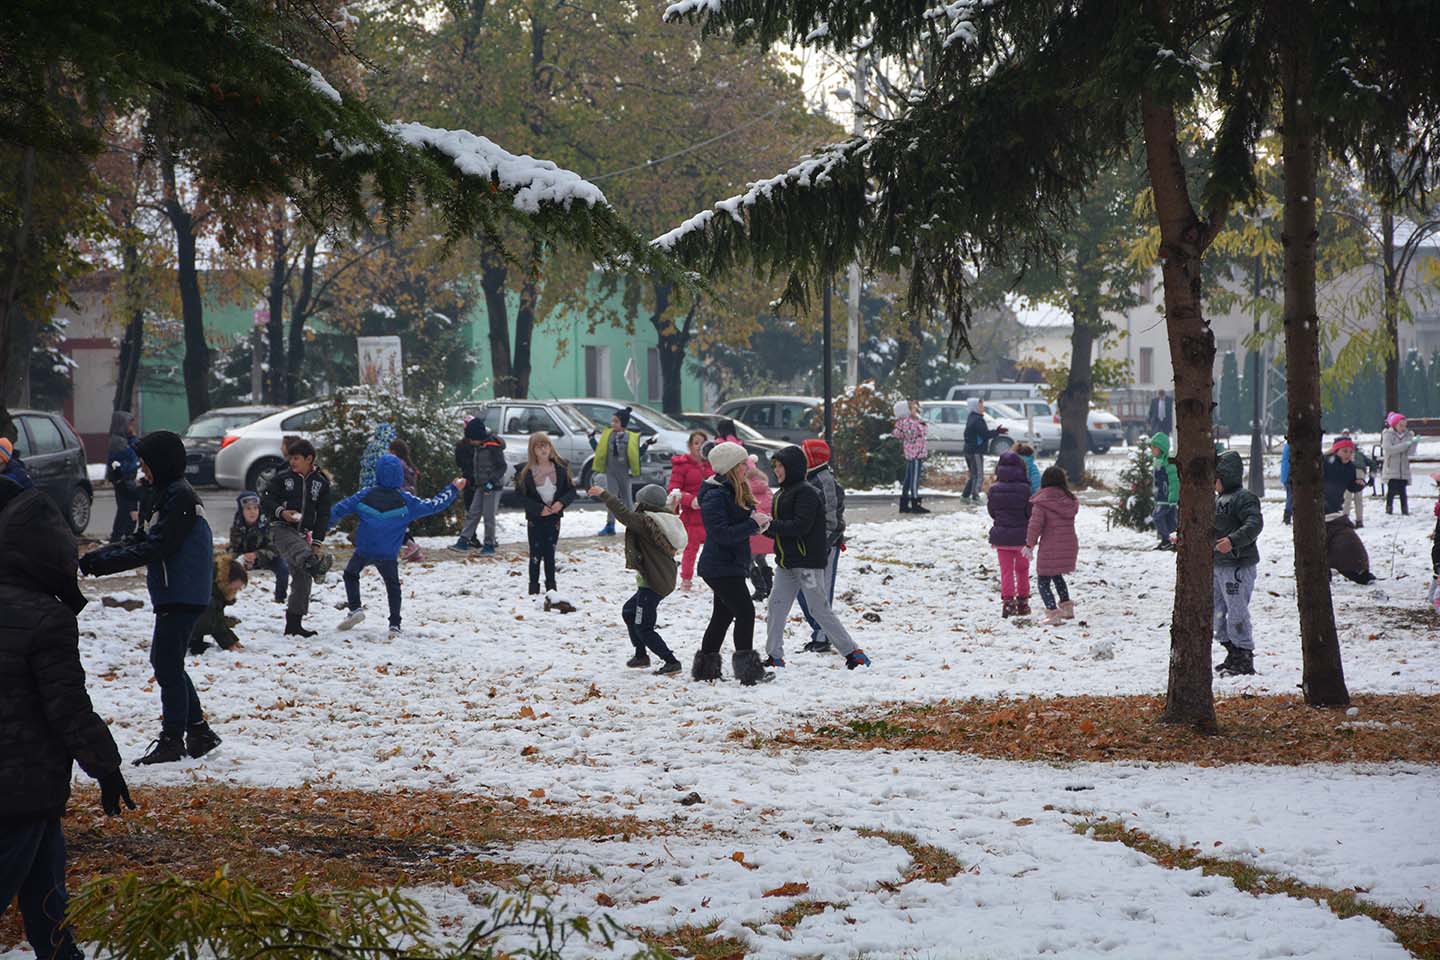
67,485,92,535
1092,445,1111,455
246,457,285,493
990,436,1014,455
579,459,594,491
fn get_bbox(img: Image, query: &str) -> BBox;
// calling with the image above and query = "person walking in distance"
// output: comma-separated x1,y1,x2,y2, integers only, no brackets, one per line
893,398,930,513
1148,389,1174,435
761,446,872,670
1,475,136,960
693,442,773,686
79,431,223,764
1381,412,1421,515
260,438,333,638
962,398,1006,502
105,410,141,542
668,431,712,591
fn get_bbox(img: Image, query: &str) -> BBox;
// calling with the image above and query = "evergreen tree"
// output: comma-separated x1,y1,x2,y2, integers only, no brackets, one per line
1400,349,1429,416
1106,447,1156,533
1219,352,1243,435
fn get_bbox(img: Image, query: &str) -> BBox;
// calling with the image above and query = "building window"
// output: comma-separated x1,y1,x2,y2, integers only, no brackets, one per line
646,348,662,402
1139,347,1154,385
584,346,611,397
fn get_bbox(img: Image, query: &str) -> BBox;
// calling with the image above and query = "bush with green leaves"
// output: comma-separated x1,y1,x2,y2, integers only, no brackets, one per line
69,870,667,960
1106,446,1156,532
807,381,905,490
314,389,468,536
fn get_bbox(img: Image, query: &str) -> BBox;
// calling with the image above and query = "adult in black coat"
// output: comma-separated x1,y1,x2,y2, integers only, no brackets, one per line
0,476,135,960
1148,390,1174,435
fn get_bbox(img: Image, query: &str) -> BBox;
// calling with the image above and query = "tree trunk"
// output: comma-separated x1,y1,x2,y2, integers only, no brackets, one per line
1381,210,1399,417
0,145,39,412
113,238,145,411
1140,83,1218,733
1057,314,1095,485
1278,4,1349,707
648,282,694,416
512,241,542,399
480,251,515,397
284,243,315,404
265,210,289,403
158,143,209,419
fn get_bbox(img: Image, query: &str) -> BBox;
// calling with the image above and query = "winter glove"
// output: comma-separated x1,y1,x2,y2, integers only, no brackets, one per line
78,553,97,577
99,770,136,816
1021,546,1033,561
838,541,847,552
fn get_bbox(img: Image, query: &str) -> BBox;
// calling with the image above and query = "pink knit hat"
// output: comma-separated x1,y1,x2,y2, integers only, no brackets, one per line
1386,411,1405,428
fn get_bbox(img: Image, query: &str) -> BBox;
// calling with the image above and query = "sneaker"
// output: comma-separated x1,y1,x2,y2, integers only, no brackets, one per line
654,659,682,676
450,537,474,552
134,733,186,766
802,639,833,654
597,524,616,537
388,625,402,639
185,721,222,759
480,543,496,556
762,656,785,668
845,649,872,670
337,608,365,631
626,653,652,668
273,594,287,605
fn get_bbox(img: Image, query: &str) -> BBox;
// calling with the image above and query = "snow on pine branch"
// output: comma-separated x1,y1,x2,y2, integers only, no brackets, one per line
651,138,863,250
387,122,609,214
923,1,989,48
662,0,727,20
288,57,342,103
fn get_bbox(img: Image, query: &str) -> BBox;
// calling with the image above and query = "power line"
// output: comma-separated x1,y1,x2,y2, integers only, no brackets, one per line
588,103,791,182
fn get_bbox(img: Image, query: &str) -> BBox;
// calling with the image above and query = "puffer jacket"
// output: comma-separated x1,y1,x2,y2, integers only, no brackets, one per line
1214,450,1263,567
229,493,277,559
1322,454,1365,515
1381,427,1420,482
1150,432,1180,505
894,415,929,460
1025,486,1080,576
697,474,758,579
806,461,846,548
328,455,459,558
668,454,712,528
747,465,774,556
81,432,213,609
467,438,509,491
597,490,688,598
262,465,333,541
987,451,1032,547
105,410,139,488
1324,516,1371,578
0,482,122,820
766,446,828,570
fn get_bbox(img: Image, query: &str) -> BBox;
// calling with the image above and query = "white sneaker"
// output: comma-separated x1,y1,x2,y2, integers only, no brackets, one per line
337,609,365,631
388,625,402,639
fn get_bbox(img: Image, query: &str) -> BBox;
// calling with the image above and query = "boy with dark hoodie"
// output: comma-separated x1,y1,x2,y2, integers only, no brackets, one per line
330,454,464,637
106,409,141,541
453,417,507,553
189,556,249,653
588,482,688,675
261,438,333,638
763,446,872,670
1149,432,1180,550
1212,450,1264,676
798,438,846,653
1,475,136,960
230,491,288,603
79,431,223,764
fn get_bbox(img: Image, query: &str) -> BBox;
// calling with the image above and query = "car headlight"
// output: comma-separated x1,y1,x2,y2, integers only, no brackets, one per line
646,448,674,466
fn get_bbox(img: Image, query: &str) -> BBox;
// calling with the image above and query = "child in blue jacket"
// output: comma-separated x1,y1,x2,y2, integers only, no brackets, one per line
328,454,464,637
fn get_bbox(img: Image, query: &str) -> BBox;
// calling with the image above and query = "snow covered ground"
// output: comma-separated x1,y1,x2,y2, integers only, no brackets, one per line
12,484,1439,959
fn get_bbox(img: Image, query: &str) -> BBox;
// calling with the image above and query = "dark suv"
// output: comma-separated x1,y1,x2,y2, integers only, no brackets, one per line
9,410,93,534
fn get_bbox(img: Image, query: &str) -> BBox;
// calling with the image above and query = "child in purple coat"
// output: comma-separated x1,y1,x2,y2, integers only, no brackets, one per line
987,451,1033,616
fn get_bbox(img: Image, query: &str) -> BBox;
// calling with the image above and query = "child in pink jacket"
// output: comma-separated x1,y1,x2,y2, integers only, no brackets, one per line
1025,466,1081,625
747,455,775,600
893,399,930,514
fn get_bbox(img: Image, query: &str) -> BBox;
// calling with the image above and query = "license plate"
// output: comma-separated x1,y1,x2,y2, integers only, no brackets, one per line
186,464,200,474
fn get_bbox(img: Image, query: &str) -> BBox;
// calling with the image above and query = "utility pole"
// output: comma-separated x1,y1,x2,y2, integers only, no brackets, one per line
845,53,867,389
823,279,834,448
1248,254,1265,496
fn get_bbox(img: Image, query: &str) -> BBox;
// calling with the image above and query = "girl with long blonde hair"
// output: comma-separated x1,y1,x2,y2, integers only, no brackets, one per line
515,432,576,594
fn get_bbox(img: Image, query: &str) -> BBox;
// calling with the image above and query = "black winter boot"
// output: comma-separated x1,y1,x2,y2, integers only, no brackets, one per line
284,613,317,638
911,497,931,514
1215,642,1238,674
185,721,222,759
134,733,186,766
1218,648,1256,676
1015,595,1031,616
732,649,775,686
1001,598,1016,618
691,651,724,681
898,496,913,514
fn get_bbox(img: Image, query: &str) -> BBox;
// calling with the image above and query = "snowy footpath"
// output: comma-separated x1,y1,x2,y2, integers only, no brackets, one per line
15,483,1440,959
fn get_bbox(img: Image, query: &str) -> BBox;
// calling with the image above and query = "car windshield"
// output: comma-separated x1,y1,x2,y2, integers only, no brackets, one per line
184,412,266,439
560,404,603,430
625,403,688,432
986,401,1024,419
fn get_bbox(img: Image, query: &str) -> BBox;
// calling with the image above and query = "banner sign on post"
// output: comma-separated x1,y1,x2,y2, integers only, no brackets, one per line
357,336,404,394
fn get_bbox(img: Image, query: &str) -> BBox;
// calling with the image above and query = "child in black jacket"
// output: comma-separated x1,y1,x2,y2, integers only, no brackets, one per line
260,438,333,637
514,432,576,594
230,491,287,603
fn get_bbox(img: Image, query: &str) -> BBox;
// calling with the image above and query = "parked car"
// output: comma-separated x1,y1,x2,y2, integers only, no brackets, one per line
181,405,282,485
918,401,1023,455
985,400,1062,454
675,413,785,480
946,383,1125,453
556,399,690,490
714,396,821,444
213,401,329,491
8,409,92,534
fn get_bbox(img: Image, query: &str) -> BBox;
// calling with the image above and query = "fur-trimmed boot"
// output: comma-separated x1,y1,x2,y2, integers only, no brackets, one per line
1042,606,1064,625
691,651,724,682
732,649,775,686
1059,600,1076,620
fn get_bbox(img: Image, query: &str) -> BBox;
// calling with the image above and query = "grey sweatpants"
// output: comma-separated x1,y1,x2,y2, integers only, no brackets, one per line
1212,563,1257,651
272,525,314,618
1344,488,1364,525
460,489,502,546
603,462,634,526
766,566,858,661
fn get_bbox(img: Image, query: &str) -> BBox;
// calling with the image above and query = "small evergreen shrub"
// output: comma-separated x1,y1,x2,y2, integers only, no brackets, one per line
1107,446,1155,531
807,381,905,490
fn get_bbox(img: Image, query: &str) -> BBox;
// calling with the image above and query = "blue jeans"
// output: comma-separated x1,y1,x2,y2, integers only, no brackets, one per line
797,545,841,643
0,818,81,960
152,609,205,737
1152,503,1177,544
1283,481,1293,520
344,553,402,628
902,458,923,499
255,554,288,601
623,588,676,661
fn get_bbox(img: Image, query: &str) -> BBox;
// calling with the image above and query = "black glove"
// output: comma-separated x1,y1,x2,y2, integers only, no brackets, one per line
78,553,97,577
99,769,136,816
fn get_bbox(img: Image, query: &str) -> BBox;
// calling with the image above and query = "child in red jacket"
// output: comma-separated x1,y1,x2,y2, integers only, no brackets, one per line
667,431,712,591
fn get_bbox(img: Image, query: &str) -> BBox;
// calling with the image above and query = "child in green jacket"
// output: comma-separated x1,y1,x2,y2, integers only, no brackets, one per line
589,483,688,675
